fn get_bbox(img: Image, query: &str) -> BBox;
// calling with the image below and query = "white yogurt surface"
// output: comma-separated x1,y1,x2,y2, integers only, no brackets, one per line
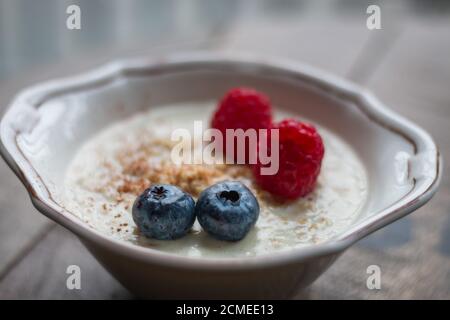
63,102,367,258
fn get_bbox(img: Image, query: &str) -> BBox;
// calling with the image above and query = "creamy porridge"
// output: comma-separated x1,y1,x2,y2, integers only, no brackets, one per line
63,102,367,258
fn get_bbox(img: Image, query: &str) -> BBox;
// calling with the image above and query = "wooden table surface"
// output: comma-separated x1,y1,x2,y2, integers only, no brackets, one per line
0,3,449,299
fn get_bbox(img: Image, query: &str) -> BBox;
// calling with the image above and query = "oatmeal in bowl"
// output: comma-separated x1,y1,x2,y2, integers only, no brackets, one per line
64,94,367,258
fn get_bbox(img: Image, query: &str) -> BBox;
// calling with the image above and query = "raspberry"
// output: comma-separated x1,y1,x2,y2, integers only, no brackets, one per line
211,88,273,163
253,118,324,199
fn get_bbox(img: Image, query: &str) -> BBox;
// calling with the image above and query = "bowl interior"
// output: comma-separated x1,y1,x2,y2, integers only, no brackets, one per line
12,64,416,236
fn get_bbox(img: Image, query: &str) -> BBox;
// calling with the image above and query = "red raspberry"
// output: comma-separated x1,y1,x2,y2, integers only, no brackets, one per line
253,118,324,199
211,88,273,163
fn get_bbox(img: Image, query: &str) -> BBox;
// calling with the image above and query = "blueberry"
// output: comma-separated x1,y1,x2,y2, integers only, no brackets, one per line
132,184,195,240
195,181,259,241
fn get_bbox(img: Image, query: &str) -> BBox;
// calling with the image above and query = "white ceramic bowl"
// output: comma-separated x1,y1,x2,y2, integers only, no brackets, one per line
0,53,441,299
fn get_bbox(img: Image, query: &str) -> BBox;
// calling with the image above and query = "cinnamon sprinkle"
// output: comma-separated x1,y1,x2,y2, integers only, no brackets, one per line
89,130,278,209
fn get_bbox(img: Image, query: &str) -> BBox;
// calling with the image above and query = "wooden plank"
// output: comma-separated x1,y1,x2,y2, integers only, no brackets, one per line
218,17,378,77
0,226,131,299
0,162,54,275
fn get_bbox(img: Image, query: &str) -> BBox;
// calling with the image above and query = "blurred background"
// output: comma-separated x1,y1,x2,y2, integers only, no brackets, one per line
0,0,449,299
